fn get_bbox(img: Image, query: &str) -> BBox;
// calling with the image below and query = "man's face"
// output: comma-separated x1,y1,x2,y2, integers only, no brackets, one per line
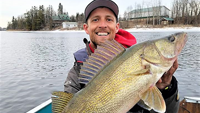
83,8,119,48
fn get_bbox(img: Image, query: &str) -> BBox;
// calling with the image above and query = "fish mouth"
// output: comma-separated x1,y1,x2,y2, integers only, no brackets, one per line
95,32,110,36
176,33,188,55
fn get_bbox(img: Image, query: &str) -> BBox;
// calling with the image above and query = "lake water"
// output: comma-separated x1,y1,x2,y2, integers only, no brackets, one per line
0,31,200,113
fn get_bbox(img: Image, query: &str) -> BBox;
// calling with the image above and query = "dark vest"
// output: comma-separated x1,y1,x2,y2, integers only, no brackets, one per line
74,48,89,63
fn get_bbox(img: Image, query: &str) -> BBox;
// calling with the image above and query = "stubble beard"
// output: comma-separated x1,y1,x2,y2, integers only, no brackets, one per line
92,40,97,48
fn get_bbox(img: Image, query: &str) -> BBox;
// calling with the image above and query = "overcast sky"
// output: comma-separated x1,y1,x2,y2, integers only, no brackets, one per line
0,0,173,28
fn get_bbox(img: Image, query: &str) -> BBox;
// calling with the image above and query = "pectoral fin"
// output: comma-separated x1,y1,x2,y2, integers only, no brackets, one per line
137,99,151,110
51,91,73,113
140,86,166,112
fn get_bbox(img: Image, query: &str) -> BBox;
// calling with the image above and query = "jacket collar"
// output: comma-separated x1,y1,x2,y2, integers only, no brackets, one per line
89,29,137,53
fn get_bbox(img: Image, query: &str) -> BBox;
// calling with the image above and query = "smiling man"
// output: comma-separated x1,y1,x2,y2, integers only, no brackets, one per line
83,7,119,48
64,0,180,112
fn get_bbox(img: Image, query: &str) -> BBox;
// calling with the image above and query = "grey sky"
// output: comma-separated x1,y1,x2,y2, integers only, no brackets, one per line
0,0,173,28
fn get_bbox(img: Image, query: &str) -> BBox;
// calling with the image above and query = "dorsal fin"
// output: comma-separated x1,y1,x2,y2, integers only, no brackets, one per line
79,40,125,85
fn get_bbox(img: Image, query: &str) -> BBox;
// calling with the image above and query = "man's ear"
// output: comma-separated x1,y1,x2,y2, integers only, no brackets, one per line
116,22,120,33
83,23,89,34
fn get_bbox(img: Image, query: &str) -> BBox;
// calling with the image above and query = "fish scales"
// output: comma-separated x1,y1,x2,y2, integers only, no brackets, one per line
52,32,187,113
64,42,155,112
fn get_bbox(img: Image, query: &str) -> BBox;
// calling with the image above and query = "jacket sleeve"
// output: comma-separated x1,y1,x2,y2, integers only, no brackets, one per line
163,90,179,113
64,62,82,94
151,76,180,113
160,76,180,113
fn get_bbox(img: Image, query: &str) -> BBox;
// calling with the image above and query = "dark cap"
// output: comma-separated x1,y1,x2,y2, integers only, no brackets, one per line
84,0,119,22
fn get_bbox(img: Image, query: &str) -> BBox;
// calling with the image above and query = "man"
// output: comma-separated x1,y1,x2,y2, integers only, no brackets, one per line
64,0,179,112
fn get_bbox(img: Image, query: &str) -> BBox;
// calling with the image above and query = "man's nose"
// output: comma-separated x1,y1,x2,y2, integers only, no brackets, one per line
99,20,107,28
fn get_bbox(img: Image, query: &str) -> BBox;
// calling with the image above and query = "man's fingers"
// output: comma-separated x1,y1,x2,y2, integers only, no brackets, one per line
157,59,179,89
162,72,172,82
173,59,178,69
165,59,178,76
157,79,162,83
168,66,176,76
162,59,178,81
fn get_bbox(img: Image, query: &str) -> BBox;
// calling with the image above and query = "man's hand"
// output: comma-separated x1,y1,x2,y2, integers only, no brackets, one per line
156,59,179,89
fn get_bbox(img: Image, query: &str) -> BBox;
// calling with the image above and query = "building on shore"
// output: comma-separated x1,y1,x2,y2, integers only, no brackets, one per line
62,22,78,29
52,14,71,27
51,3,71,27
128,6,173,26
160,17,174,25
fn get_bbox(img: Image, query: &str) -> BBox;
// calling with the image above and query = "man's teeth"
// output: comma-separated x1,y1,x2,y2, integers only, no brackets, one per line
97,33,108,36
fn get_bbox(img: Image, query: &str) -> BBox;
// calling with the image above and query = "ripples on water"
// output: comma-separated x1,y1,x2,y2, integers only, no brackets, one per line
1,31,89,113
0,31,199,113
177,33,200,98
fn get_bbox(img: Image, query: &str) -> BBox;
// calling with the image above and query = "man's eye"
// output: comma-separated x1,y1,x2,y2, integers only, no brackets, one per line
107,19,113,21
93,19,98,22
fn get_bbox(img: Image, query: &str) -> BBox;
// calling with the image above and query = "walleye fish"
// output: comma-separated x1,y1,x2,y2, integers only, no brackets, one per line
52,32,187,113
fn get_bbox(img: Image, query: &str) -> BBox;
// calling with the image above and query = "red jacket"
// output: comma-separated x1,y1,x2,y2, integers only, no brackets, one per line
115,29,137,48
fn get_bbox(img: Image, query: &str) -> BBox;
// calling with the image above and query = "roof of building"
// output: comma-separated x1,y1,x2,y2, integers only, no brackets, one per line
161,17,174,21
130,6,170,13
52,14,70,21
62,22,78,25
130,15,167,19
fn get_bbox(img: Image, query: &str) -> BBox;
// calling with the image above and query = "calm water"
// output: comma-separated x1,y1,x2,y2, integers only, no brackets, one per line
0,31,200,113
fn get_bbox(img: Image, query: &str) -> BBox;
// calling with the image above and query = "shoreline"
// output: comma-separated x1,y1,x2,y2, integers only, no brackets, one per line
126,27,200,32
50,26,200,32
4,27,200,32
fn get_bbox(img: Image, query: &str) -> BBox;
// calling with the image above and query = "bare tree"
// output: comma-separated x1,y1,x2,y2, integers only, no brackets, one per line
144,2,151,27
180,0,188,24
127,6,133,20
171,0,200,25
123,11,128,21
193,0,200,25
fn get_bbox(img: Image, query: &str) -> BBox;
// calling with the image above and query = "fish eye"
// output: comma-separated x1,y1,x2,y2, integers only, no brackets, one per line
168,36,175,42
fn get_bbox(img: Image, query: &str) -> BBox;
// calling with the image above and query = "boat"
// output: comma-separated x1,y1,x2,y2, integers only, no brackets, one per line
178,96,200,113
27,99,52,113
27,96,200,113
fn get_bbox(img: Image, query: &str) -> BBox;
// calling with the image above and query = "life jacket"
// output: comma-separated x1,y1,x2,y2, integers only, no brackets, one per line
74,29,137,63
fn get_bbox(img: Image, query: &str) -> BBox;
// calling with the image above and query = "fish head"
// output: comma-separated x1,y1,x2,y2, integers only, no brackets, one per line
155,32,187,61
140,32,187,82
142,32,187,67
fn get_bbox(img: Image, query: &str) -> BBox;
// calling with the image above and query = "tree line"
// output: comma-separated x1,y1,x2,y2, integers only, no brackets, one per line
7,4,84,30
171,0,200,25
7,1,200,30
